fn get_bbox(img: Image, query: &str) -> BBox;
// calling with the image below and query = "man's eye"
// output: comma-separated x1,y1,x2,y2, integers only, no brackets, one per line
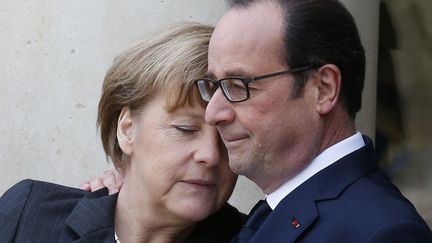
225,79,245,89
232,83,246,90
175,126,198,133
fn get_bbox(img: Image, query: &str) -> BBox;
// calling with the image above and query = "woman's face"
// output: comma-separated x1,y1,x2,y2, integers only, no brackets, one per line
119,95,237,222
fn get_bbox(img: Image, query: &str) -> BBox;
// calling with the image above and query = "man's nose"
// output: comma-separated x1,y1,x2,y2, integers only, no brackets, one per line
205,88,235,126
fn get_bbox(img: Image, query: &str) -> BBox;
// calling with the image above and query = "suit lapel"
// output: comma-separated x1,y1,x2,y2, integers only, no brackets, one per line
250,136,378,242
65,188,118,242
250,197,318,243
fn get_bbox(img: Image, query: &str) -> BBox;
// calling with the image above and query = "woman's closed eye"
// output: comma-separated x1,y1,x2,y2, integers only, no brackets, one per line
174,126,199,134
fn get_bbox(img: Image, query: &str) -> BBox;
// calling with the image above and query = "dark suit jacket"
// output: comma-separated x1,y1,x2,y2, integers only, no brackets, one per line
248,136,432,243
0,180,245,243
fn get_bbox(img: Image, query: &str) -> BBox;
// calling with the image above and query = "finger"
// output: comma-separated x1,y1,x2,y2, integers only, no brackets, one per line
102,170,119,194
80,182,91,192
116,178,124,189
89,178,105,192
113,169,125,189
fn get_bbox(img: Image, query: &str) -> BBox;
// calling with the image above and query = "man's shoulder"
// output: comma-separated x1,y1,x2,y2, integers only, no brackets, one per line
313,168,432,241
266,169,432,242
338,168,426,221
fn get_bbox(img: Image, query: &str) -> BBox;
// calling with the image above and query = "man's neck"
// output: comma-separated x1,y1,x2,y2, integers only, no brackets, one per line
261,108,356,195
266,132,365,209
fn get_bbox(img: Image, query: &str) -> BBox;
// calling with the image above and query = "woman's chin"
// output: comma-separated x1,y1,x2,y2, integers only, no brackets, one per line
172,200,219,222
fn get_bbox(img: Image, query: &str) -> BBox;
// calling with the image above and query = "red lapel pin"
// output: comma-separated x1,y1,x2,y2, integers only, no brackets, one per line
291,219,300,228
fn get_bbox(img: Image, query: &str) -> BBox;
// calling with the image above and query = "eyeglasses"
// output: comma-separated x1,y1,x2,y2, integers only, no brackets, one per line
195,65,320,103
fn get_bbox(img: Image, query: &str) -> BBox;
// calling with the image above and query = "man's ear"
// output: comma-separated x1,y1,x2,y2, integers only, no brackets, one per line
117,107,134,156
315,64,341,115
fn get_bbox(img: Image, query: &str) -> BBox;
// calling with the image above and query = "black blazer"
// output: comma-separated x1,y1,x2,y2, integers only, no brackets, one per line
244,136,432,242
0,180,245,243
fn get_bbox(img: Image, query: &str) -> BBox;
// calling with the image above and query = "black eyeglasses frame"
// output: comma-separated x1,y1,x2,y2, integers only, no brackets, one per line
195,64,321,103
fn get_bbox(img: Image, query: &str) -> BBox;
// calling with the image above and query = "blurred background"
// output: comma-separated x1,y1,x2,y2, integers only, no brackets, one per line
375,0,432,226
0,0,430,226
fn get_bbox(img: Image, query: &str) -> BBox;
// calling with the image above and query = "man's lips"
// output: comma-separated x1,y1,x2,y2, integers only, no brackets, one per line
220,135,248,146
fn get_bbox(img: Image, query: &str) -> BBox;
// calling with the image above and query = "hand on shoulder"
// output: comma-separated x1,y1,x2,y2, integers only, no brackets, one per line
80,168,124,194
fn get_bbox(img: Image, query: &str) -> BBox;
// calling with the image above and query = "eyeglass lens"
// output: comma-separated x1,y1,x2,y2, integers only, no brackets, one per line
197,78,248,102
220,79,247,101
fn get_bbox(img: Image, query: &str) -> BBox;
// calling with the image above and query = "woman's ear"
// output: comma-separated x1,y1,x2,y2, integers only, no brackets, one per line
117,107,134,156
315,64,341,115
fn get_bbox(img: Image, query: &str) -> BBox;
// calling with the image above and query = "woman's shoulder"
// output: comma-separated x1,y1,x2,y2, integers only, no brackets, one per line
0,179,89,217
209,203,247,224
185,203,246,243
0,179,111,222
0,179,113,241
2,179,88,201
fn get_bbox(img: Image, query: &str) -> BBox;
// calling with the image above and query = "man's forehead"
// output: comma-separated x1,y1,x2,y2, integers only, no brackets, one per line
208,1,284,74
211,4,281,43
208,31,285,78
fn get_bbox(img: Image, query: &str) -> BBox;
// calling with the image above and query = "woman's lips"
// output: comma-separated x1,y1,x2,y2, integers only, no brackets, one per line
181,180,216,190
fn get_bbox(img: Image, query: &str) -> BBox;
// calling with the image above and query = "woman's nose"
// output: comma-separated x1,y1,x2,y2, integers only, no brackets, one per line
194,128,224,167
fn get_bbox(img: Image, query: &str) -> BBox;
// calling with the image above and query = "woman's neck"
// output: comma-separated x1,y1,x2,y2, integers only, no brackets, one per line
114,181,194,243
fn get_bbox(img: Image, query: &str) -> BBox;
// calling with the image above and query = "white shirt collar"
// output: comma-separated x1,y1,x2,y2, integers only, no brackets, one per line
266,132,365,210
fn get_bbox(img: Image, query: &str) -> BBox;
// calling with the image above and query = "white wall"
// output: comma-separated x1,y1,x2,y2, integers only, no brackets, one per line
0,0,227,194
0,0,379,214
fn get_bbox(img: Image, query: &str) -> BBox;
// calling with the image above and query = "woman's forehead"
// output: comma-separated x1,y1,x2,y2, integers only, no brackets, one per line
168,103,205,119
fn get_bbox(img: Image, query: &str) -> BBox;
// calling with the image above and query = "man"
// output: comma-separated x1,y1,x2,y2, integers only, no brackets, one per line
195,0,432,242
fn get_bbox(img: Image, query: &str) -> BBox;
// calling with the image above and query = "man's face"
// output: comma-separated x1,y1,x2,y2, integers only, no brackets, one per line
206,1,322,193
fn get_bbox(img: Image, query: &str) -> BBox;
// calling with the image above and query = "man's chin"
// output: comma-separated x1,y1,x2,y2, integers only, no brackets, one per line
228,157,253,177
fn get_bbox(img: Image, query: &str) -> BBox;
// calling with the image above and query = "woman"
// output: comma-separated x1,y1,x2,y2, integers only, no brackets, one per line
0,22,244,242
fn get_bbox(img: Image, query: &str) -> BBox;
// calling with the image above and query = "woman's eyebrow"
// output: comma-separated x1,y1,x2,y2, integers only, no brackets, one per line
170,111,204,120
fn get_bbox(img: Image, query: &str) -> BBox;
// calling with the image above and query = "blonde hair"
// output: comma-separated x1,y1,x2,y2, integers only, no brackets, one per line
97,22,213,166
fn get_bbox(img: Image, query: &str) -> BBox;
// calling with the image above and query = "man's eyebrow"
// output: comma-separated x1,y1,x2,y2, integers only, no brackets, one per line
206,68,249,79
205,72,216,79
